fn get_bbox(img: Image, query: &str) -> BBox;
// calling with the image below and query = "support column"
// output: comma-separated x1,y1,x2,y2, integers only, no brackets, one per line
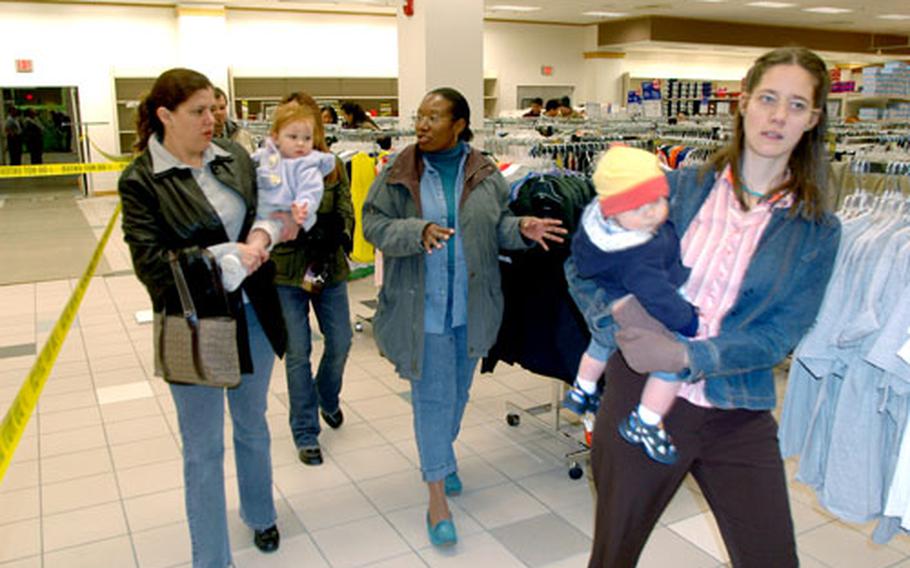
175,4,230,93
397,0,484,131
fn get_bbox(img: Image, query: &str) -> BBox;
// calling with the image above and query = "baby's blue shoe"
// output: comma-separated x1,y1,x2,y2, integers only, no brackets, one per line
562,381,601,415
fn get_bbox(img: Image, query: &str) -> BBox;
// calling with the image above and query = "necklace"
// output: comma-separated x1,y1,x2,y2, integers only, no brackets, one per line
739,180,765,199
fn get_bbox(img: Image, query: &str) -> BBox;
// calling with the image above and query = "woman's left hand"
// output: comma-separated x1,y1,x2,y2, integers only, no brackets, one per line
271,211,301,243
519,217,567,251
615,327,689,375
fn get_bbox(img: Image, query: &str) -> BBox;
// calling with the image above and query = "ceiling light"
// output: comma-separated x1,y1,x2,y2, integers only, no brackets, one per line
582,11,628,17
488,4,542,11
696,0,727,3
802,6,852,14
877,14,910,20
746,1,796,7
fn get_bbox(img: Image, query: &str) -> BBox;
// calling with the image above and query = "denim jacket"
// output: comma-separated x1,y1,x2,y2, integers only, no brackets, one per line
568,166,841,410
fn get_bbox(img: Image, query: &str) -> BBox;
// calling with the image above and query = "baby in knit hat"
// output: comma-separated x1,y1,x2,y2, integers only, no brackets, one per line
564,145,698,465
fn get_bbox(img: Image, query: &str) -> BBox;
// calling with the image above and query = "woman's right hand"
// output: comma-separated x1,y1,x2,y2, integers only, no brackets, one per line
236,243,270,274
421,223,455,254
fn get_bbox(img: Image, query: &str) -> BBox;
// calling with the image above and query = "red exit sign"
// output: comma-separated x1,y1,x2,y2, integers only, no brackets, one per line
15,59,33,73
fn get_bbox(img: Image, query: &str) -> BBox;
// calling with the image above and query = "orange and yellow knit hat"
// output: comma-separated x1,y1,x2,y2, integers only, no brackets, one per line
593,146,668,217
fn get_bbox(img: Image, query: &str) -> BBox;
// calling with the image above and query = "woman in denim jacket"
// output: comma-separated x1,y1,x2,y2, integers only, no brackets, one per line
582,47,842,568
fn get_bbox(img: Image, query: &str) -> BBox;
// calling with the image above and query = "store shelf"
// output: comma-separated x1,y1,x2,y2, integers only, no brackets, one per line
114,77,155,154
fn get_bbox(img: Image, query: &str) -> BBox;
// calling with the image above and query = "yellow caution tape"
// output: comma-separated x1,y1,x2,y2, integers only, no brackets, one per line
0,162,128,178
0,203,122,483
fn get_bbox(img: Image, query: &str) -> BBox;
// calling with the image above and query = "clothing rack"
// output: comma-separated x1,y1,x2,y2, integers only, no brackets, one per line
780,188,910,544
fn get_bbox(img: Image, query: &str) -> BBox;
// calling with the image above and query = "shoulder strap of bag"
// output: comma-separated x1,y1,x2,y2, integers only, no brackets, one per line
168,251,199,326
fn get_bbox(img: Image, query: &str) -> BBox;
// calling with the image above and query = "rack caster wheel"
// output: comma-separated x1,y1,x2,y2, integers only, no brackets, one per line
506,413,520,427
354,322,364,332
568,464,584,480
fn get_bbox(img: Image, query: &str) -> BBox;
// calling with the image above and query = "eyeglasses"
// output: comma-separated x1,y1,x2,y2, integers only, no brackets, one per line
751,92,819,118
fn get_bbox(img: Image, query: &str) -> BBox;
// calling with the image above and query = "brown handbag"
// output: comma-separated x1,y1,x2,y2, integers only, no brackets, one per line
154,251,241,388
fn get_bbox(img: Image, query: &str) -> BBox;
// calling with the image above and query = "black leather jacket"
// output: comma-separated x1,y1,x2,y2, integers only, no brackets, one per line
118,138,286,372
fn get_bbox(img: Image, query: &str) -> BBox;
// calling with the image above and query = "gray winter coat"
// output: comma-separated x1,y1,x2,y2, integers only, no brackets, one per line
363,144,528,380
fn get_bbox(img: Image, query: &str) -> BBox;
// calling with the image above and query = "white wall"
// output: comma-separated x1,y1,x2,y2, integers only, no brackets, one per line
484,21,592,111
226,11,398,77
0,2,176,189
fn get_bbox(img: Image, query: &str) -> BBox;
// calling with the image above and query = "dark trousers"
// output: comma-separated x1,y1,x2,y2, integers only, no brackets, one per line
6,135,22,165
588,353,797,568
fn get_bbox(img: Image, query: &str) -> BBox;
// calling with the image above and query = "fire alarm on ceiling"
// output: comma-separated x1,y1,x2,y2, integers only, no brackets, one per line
15,59,33,73
541,65,553,76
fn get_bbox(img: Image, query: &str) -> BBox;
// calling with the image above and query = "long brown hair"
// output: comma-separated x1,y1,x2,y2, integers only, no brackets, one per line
707,47,831,220
280,91,340,184
135,68,212,152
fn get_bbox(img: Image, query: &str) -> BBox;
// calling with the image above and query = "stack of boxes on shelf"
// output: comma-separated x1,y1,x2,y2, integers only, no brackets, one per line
859,62,910,120
829,67,856,94
663,79,715,116
641,81,663,118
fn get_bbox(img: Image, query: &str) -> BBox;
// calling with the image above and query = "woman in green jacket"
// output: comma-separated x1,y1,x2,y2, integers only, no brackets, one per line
271,91,356,467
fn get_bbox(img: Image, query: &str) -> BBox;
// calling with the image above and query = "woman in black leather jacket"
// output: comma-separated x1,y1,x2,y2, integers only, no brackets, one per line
118,68,292,567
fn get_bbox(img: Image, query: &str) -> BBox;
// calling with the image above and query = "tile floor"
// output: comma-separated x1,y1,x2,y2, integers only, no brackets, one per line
1,194,909,567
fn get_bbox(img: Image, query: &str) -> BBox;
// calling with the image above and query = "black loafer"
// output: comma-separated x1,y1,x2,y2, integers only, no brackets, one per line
298,446,323,466
320,408,344,429
254,524,280,553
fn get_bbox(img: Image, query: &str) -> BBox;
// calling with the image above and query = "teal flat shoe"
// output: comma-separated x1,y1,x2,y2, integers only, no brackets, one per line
444,472,462,496
426,512,457,547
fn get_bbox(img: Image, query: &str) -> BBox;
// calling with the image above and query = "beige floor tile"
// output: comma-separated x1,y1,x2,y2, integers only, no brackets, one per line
40,447,113,485
37,389,97,414
39,405,102,434
272,456,351,497
42,502,127,552
346,394,412,421
40,373,94,397
659,478,710,525
104,414,171,445
10,433,38,462
320,421,387,455
88,353,143,374
798,522,904,568
417,531,525,568
0,459,39,492
116,459,183,498
41,472,121,515
342,377,394,402
667,512,729,564
0,487,40,524
332,444,414,482
43,535,136,568
232,533,329,568
287,483,379,532
357,468,427,513
40,423,107,458
132,521,192,568
311,516,410,568
110,435,180,470
638,526,719,568
123,487,186,532
457,482,549,530
0,518,41,563
99,397,162,423
0,556,41,568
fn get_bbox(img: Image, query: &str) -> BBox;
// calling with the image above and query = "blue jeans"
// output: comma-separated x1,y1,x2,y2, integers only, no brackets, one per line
411,325,477,482
277,281,353,448
169,304,277,568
